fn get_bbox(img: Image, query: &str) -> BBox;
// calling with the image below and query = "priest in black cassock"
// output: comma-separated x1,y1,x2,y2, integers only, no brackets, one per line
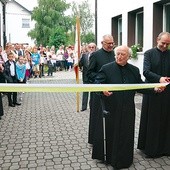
137,32,170,158
92,45,164,169
87,34,115,144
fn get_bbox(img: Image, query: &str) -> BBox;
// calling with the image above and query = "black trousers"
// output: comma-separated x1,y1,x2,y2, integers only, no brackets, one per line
82,91,89,110
0,93,4,117
7,76,17,105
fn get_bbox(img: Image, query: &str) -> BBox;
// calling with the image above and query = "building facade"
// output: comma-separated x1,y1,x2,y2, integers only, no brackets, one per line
5,0,36,45
97,0,170,78
97,0,170,50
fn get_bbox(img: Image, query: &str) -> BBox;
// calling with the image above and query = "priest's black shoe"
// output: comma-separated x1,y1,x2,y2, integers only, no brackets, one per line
9,104,15,107
81,109,87,112
14,102,21,106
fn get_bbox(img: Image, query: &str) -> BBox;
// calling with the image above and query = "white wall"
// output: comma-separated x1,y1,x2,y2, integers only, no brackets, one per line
0,3,3,47
97,0,161,51
128,52,145,80
6,2,35,45
97,0,161,78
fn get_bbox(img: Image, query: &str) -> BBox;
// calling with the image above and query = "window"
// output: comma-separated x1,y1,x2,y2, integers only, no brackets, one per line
111,15,122,46
164,3,170,32
128,8,143,48
153,1,170,47
136,12,143,46
22,19,30,28
118,18,122,45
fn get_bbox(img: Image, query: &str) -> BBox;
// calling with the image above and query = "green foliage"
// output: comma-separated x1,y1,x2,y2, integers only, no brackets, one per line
71,0,94,43
66,31,75,46
28,0,95,46
28,0,70,46
48,27,67,49
81,32,95,44
130,44,142,59
72,0,94,34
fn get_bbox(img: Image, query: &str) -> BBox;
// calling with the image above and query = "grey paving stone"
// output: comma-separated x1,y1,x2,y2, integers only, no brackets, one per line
0,71,170,170
9,164,20,170
54,164,64,169
162,166,170,170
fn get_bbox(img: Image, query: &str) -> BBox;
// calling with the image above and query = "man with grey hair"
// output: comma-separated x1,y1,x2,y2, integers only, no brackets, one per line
79,42,97,112
92,45,164,169
87,34,115,144
138,32,170,158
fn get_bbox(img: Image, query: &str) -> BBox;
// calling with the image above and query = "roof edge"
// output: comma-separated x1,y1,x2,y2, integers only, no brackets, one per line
8,0,32,14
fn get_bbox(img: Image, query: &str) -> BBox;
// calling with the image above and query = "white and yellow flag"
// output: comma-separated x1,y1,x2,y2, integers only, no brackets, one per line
74,16,81,83
73,16,81,112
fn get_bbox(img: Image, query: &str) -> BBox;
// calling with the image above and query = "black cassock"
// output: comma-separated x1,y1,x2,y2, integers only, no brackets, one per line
92,61,152,169
87,48,115,144
138,48,170,157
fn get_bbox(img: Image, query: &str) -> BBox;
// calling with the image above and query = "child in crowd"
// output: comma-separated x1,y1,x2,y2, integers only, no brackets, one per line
24,49,33,79
47,55,53,76
39,51,45,77
3,52,21,107
24,57,31,82
67,46,74,71
16,56,26,102
16,56,26,83
31,46,40,78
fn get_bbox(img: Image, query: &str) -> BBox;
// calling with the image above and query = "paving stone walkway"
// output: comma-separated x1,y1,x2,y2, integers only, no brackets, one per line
0,71,170,170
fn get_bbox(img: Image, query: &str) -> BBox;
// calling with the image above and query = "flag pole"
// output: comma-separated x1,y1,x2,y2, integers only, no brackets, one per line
74,16,81,112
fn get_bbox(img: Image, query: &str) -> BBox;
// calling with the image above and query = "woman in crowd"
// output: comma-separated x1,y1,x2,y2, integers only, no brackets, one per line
0,63,4,119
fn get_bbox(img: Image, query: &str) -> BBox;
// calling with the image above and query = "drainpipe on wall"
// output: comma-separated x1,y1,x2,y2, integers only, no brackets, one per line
95,0,97,46
2,1,6,48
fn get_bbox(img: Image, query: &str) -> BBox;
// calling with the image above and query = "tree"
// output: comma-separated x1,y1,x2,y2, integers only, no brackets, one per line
28,0,71,46
71,0,95,44
28,0,95,46
82,32,95,43
48,27,67,48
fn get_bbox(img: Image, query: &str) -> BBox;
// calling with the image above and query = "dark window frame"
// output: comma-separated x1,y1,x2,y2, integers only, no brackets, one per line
127,7,143,48
111,15,122,46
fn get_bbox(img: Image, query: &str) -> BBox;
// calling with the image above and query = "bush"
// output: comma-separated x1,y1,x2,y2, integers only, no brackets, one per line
131,44,142,59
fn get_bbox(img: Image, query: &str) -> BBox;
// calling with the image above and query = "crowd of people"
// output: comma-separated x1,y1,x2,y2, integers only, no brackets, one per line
0,43,79,81
0,31,170,169
0,42,87,115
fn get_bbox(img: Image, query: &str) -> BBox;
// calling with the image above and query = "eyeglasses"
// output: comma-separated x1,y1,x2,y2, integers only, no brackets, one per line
103,41,115,45
89,46,95,49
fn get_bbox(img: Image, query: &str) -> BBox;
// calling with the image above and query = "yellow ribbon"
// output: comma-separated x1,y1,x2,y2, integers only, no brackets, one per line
0,83,168,92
